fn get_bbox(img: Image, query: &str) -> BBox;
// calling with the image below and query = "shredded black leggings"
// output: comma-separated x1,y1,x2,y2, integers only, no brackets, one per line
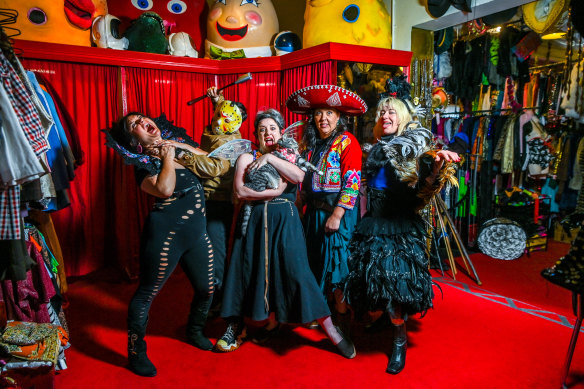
128,176,214,330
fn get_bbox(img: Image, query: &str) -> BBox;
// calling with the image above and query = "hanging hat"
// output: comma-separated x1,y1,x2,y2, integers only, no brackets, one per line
427,0,451,18
572,0,584,36
481,7,518,27
522,0,569,34
432,87,448,109
286,85,367,116
477,218,527,260
451,0,472,13
434,27,454,54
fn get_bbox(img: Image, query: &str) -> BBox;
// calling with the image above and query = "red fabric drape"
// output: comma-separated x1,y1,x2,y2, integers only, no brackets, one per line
124,68,280,143
16,59,328,277
281,61,334,126
117,68,281,277
22,59,121,277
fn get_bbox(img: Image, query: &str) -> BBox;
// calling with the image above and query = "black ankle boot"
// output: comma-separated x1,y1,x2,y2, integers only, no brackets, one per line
386,323,407,374
186,295,213,351
128,327,157,377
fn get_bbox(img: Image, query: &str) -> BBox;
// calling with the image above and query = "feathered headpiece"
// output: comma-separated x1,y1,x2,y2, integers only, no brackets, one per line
380,75,427,118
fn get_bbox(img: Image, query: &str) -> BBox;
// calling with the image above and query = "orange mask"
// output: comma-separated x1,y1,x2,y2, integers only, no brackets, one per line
0,0,108,46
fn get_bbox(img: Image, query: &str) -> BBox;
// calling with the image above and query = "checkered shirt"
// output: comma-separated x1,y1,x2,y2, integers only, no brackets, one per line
0,51,48,156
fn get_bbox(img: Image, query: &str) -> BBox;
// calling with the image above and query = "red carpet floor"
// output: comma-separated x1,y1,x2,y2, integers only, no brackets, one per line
52,240,584,389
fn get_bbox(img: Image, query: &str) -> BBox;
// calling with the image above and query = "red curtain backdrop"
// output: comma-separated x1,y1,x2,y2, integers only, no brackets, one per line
21,59,121,277
115,67,281,278
281,61,335,126
17,59,327,277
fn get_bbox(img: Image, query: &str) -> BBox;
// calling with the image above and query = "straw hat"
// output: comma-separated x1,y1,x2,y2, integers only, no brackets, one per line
522,0,569,34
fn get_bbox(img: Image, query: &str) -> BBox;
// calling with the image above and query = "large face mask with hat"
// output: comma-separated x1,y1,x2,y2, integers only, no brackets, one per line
286,85,368,116
212,100,244,135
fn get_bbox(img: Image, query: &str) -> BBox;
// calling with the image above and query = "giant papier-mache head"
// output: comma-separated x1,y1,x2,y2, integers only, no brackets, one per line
303,0,391,49
211,100,247,135
107,0,208,54
0,0,108,46
206,0,278,53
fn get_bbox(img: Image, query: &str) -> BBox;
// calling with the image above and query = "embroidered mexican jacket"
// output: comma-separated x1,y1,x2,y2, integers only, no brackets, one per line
308,132,362,210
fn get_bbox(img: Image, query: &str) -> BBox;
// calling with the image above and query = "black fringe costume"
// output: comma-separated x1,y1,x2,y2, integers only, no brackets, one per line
344,126,457,317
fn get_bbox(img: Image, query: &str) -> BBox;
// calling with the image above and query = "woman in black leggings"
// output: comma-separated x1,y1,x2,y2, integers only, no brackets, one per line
108,113,228,377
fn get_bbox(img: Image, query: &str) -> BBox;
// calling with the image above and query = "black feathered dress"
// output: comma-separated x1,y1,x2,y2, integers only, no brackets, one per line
344,128,456,317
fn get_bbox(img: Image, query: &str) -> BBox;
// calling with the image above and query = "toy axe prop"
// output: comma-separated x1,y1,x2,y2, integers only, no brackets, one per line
186,73,253,106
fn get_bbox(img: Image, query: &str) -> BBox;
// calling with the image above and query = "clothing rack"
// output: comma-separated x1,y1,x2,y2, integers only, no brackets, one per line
529,61,566,72
437,106,540,117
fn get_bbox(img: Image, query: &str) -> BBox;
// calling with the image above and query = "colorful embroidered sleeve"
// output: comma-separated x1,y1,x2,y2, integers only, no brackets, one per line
337,132,362,209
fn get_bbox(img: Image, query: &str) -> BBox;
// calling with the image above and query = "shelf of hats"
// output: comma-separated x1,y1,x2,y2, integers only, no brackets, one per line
426,0,584,265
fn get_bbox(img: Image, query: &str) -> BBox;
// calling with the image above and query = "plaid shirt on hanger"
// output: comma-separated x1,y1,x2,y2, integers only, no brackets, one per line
0,51,48,156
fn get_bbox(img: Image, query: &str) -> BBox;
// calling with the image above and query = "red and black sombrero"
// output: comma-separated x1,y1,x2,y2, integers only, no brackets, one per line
286,85,367,116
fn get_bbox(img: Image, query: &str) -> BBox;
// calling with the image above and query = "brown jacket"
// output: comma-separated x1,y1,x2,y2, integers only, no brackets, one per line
200,126,241,201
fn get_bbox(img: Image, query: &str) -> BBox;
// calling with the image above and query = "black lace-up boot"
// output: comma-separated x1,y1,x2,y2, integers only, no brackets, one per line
128,323,156,377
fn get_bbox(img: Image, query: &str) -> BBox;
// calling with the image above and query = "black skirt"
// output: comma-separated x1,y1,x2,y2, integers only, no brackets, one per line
344,214,434,317
221,195,331,323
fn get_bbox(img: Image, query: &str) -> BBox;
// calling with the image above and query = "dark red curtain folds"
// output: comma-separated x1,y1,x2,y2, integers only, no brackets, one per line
18,59,329,277
22,59,121,277
281,61,335,126
118,68,281,278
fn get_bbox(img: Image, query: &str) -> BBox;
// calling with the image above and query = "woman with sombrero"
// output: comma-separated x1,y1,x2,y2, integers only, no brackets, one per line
286,85,366,332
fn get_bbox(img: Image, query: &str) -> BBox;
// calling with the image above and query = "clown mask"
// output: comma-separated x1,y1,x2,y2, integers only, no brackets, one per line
212,100,243,135
206,0,278,51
